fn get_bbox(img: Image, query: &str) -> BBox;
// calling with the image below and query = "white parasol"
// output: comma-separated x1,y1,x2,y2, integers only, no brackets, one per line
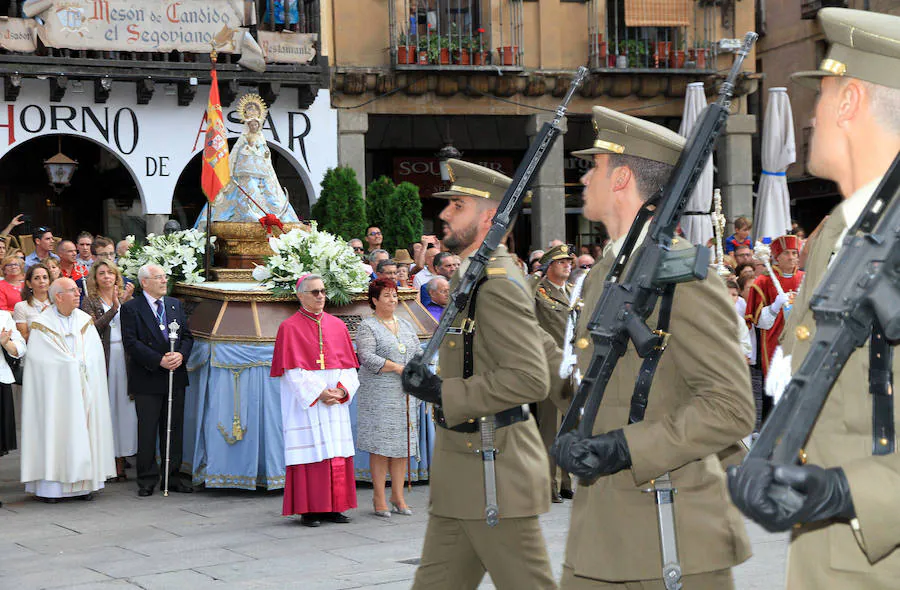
678,82,714,246
754,87,796,241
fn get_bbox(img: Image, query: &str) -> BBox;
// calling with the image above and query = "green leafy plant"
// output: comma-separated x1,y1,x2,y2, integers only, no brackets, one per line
310,167,367,243
366,176,396,237
383,182,424,253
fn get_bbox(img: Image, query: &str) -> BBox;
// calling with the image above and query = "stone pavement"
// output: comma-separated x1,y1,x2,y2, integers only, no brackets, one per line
0,451,788,590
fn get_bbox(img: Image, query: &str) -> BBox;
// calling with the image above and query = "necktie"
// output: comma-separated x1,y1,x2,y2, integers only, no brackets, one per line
155,299,166,331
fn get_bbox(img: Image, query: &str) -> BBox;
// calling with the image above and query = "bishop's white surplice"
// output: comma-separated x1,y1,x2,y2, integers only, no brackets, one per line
20,306,116,498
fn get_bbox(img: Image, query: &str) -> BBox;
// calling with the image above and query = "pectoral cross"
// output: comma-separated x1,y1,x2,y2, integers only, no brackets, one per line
317,353,326,370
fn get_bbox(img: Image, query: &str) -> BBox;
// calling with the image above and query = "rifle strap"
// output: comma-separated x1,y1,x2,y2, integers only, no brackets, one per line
463,277,489,379
629,285,676,425
606,206,655,283
869,323,894,456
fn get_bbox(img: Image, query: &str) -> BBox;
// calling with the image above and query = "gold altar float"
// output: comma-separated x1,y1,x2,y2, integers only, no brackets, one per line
173,221,438,343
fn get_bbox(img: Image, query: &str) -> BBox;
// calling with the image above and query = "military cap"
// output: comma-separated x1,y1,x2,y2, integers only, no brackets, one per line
432,159,511,203
572,106,685,165
792,8,900,90
539,244,575,266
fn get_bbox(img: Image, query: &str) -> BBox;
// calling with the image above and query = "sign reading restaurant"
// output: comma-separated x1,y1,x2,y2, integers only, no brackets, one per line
7,0,317,63
0,79,338,214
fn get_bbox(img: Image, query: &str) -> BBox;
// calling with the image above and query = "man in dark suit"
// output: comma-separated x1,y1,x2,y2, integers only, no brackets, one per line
121,263,194,496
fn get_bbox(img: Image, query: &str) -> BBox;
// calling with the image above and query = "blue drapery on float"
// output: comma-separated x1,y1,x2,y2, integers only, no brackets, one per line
182,338,435,489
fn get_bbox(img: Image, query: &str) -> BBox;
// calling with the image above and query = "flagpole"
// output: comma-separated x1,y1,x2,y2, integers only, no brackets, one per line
205,48,217,282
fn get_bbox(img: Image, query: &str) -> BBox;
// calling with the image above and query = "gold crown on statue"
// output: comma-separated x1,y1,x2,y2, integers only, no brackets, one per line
237,93,268,123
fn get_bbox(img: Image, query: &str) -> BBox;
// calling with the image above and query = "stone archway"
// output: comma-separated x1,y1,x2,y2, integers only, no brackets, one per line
0,133,144,242
171,139,315,230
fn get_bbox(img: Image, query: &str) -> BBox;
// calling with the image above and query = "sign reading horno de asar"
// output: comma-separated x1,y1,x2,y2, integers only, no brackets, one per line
28,0,245,52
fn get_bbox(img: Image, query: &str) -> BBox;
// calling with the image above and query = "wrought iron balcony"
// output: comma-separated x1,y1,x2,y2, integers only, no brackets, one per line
0,1,325,106
389,0,525,71
587,0,718,72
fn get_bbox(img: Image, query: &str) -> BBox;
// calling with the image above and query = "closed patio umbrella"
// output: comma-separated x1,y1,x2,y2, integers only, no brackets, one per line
754,87,795,241
678,82,714,246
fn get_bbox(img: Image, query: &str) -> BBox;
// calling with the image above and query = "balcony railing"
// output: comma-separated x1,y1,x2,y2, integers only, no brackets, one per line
2,1,321,67
801,0,847,20
389,0,524,69
587,0,718,72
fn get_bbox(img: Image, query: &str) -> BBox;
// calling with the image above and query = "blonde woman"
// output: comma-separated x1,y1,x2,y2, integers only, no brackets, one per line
0,256,24,311
80,261,136,481
41,257,61,282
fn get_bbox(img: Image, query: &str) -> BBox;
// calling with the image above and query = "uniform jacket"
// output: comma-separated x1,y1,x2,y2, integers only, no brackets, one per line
552,239,754,581
534,276,571,348
432,245,552,520
780,177,900,589
121,295,193,396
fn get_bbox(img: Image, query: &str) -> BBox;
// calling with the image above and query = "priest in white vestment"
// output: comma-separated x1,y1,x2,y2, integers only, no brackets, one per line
21,278,116,502
271,274,360,527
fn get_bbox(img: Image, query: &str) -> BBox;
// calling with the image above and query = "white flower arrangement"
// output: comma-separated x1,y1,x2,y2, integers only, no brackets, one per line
118,229,214,288
253,222,370,305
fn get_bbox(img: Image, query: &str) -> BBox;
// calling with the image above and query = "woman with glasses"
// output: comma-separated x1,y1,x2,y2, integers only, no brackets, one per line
13,264,51,343
0,256,25,311
81,261,136,482
354,278,420,518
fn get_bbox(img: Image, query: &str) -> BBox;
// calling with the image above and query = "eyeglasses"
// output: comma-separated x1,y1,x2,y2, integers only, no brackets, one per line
4,263,21,268
303,289,327,297
368,231,382,236
60,287,79,295
95,252,115,259
149,274,166,281
352,246,364,251
580,264,592,269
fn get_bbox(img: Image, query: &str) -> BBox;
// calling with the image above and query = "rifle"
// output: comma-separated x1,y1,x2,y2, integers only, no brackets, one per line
556,33,758,440
744,151,900,509
407,66,588,372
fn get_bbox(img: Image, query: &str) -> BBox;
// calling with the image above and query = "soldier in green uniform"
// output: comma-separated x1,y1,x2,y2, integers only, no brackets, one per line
402,159,556,589
534,244,577,502
550,107,755,589
728,9,900,590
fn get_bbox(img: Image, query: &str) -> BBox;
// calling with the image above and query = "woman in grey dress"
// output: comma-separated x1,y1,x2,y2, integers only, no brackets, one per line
355,278,420,518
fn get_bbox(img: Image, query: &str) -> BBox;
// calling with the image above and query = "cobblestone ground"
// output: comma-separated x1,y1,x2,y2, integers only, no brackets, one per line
1,446,787,590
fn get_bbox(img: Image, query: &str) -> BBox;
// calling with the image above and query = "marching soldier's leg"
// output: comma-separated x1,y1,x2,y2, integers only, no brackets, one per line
466,516,556,590
537,399,561,498
412,514,486,590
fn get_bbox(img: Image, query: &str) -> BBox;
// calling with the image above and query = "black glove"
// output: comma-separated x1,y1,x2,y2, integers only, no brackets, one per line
728,459,855,532
401,357,442,405
550,429,631,481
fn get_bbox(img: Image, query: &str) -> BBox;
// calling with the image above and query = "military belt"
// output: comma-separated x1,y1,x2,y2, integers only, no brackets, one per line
433,405,530,433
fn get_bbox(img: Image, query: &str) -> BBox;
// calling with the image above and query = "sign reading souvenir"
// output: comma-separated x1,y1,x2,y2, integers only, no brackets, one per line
257,31,317,64
0,18,38,52
24,0,245,53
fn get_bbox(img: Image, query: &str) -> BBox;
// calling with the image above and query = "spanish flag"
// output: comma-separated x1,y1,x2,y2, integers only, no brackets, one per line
201,67,230,202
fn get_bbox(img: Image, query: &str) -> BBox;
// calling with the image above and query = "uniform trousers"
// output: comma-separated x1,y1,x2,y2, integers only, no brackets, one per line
412,514,556,590
537,399,571,492
134,388,186,490
560,565,733,589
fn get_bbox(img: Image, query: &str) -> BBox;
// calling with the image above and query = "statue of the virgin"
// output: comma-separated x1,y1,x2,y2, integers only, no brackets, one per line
194,93,300,228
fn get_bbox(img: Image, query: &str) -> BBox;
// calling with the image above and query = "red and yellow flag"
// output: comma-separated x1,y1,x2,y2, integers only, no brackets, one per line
201,68,230,202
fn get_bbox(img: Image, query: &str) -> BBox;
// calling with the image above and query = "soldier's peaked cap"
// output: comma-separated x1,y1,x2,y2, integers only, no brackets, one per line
431,159,511,203
792,8,900,90
572,106,685,165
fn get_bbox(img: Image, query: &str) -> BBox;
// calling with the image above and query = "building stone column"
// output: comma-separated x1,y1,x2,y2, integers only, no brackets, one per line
717,114,756,234
526,114,567,249
145,214,167,237
337,111,369,198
